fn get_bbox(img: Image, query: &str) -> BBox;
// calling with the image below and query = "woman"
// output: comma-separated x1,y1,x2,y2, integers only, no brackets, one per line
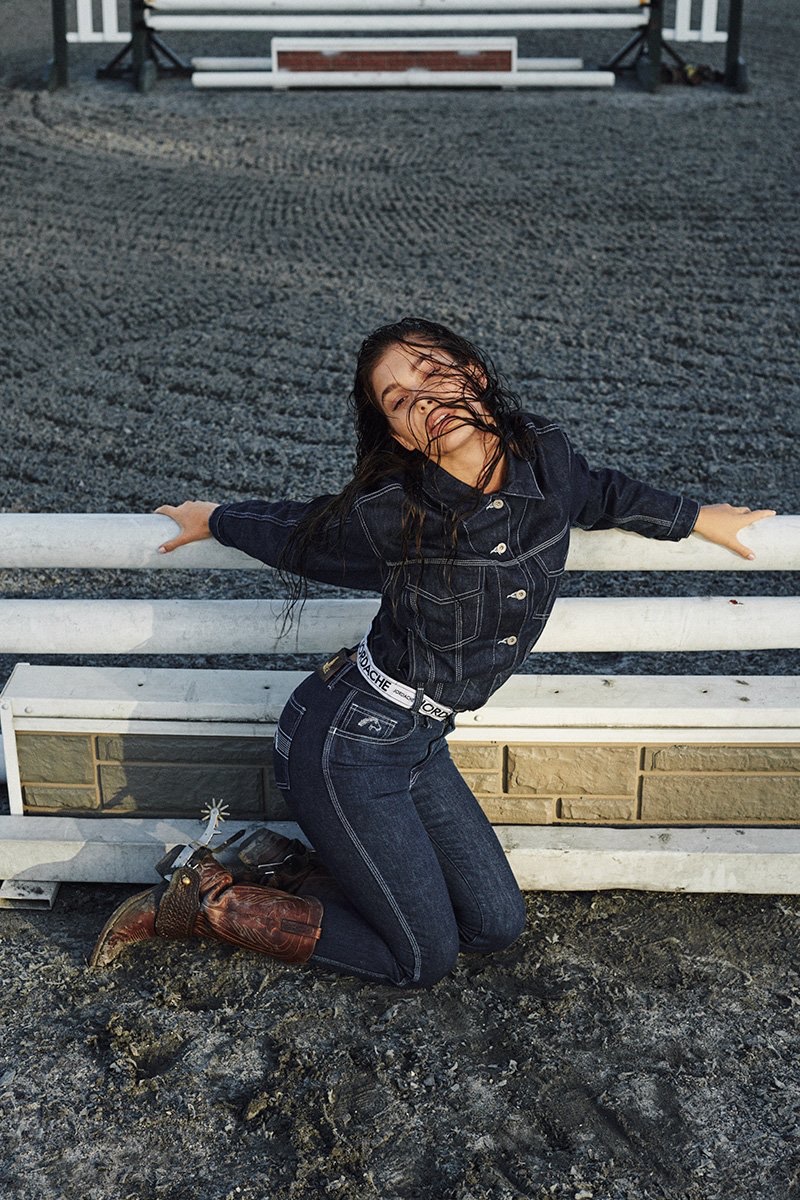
91,317,774,986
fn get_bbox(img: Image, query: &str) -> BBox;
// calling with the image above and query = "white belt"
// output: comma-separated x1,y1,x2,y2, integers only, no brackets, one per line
355,638,454,723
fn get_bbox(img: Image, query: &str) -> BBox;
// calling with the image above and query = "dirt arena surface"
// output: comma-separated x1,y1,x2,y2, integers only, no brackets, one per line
0,3,799,1198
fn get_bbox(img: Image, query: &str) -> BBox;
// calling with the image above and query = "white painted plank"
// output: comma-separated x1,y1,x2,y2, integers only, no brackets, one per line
195,68,615,87
269,35,518,50
2,817,798,893
0,514,791,571
0,817,292,884
0,880,60,910
4,665,800,728
0,595,797,655
501,826,800,893
468,672,800,728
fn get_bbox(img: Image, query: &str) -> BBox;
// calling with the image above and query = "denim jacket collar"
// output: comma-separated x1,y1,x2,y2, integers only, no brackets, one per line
418,447,545,508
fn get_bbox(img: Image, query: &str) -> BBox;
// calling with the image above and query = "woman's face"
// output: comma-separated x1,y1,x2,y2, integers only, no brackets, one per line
370,340,487,458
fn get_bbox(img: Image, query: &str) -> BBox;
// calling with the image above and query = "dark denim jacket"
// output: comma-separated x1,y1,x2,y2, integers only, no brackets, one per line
210,414,700,711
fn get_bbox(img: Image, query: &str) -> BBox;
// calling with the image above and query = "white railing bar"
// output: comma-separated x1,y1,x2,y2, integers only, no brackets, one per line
191,54,588,69
0,596,797,654
147,13,646,30
195,69,615,86
0,515,793,572
151,0,646,10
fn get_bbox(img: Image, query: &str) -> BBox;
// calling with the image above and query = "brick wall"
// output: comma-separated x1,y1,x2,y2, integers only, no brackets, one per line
276,49,513,73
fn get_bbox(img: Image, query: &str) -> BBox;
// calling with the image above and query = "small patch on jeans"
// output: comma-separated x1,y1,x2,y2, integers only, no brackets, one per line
337,702,398,740
357,716,384,733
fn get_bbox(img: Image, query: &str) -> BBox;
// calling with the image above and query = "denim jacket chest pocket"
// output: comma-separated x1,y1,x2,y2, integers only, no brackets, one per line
522,527,569,619
531,524,570,579
401,563,486,652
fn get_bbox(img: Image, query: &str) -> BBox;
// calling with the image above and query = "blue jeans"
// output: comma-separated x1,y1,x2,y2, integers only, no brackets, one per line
274,662,526,988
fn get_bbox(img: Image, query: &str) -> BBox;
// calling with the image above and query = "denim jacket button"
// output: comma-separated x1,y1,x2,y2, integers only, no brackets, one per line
499,635,518,646
508,589,526,600
491,542,507,555
487,498,505,510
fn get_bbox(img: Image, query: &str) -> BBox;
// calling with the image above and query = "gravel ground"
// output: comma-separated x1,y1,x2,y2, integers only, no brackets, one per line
0,3,799,1198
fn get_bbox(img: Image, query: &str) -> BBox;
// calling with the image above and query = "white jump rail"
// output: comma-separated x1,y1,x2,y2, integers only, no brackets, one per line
0,513,797,899
50,0,746,92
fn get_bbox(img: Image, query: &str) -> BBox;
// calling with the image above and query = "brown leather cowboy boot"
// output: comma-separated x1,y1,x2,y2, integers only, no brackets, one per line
89,852,322,969
212,825,331,892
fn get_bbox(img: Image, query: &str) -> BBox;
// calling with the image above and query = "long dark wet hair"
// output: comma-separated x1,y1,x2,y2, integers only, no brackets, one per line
277,316,537,609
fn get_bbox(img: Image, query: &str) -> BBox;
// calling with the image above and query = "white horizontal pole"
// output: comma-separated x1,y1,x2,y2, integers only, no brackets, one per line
0,596,797,654
152,0,644,10
192,54,587,70
0,514,793,571
148,13,645,30
2,816,798,893
194,68,615,86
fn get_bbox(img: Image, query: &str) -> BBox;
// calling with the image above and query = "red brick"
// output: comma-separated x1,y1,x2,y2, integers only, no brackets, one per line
276,49,512,73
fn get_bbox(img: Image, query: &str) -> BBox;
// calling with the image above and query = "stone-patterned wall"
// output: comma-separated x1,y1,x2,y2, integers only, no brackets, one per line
449,742,800,825
16,732,289,820
15,732,800,825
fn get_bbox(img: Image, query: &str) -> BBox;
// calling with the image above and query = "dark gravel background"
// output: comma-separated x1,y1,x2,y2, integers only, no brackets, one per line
0,2,799,1198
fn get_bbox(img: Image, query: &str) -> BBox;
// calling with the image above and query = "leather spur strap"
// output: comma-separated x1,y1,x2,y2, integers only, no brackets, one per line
154,864,202,939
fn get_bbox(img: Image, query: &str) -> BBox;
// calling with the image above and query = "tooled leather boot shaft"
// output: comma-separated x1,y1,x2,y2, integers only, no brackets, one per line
192,859,323,964
90,854,323,968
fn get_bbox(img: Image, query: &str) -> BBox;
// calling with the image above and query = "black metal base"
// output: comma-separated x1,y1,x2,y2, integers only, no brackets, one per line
725,55,749,93
602,24,689,91
604,12,747,93
97,30,191,92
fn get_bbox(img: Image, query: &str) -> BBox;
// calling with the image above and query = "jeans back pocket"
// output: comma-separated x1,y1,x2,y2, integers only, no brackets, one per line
273,696,306,791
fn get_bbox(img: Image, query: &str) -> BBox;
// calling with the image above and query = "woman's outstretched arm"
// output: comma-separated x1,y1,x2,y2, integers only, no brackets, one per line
154,497,383,590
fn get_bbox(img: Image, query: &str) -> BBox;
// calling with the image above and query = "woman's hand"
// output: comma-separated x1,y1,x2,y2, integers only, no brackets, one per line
692,503,777,560
155,501,220,554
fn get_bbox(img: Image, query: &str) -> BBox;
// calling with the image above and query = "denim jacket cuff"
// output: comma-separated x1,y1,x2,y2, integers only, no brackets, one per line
209,502,234,546
668,496,702,540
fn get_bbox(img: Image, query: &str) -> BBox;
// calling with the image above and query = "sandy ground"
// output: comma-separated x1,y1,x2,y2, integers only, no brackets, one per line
0,2,799,1197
